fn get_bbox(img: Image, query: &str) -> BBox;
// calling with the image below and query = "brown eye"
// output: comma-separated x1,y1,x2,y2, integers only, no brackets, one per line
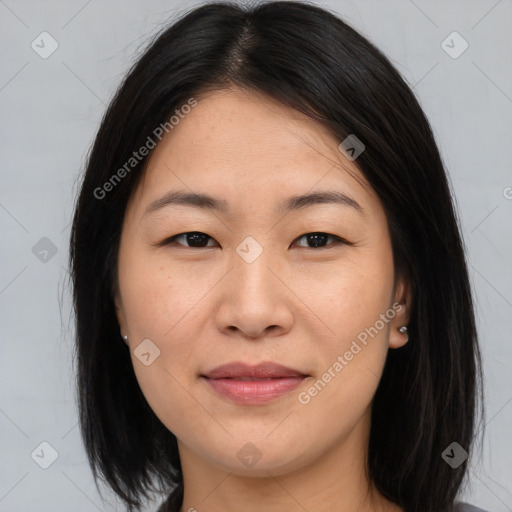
293,232,346,249
166,232,217,248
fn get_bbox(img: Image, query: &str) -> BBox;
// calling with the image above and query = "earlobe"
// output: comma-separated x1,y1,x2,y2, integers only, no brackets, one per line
389,322,409,349
389,277,412,349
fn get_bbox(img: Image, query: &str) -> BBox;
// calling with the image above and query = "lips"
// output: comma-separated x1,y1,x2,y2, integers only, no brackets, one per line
201,361,308,380
200,362,309,405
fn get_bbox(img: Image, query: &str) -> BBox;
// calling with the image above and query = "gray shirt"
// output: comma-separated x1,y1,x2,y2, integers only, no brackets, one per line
453,502,489,512
157,499,490,511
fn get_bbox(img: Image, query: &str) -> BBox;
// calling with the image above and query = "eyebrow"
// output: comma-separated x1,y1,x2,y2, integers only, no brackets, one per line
143,189,364,218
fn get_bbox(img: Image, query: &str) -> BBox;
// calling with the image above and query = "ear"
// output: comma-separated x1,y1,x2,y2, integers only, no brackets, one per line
388,276,412,349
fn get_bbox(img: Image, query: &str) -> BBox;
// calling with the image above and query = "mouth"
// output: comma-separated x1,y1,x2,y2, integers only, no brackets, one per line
200,361,309,405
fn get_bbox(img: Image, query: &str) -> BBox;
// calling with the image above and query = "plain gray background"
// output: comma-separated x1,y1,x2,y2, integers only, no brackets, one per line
1,0,511,510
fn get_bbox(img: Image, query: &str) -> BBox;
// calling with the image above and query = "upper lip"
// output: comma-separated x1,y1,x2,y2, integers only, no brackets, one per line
202,362,308,379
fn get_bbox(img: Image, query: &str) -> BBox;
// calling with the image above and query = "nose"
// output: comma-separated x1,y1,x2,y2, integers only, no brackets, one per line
214,249,294,340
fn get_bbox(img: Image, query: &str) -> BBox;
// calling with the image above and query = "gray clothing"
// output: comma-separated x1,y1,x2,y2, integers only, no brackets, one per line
157,498,490,511
453,502,489,512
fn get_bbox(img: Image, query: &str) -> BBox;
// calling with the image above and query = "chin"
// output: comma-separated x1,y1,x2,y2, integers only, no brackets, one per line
196,434,315,477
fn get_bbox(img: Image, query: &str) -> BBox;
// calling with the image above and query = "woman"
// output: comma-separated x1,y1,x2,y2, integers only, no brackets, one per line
69,2,486,511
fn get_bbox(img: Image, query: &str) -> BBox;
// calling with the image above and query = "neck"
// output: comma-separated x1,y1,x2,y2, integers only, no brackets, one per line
177,410,402,512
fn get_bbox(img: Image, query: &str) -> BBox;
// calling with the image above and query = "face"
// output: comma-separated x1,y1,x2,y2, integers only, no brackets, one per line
114,87,410,477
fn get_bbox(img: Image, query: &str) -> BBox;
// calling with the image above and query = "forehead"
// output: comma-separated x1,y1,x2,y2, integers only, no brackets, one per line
127,88,377,220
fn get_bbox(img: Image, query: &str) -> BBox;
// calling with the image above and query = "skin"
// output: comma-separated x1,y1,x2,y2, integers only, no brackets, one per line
115,87,411,512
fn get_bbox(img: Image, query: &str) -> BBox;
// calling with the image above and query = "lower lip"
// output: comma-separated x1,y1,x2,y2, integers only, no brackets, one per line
202,376,306,404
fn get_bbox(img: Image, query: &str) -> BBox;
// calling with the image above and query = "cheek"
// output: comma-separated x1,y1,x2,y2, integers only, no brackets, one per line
131,358,204,442
295,276,392,444
298,252,394,416
305,251,395,349
119,245,199,341
119,250,212,426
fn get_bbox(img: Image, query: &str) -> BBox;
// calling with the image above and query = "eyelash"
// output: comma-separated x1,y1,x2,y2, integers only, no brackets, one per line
160,231,351,250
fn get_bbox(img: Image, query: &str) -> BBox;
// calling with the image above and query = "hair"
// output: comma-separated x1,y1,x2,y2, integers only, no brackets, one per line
68,1,484,511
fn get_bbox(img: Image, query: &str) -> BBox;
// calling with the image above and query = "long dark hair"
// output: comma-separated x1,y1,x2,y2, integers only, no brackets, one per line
68,2,484,511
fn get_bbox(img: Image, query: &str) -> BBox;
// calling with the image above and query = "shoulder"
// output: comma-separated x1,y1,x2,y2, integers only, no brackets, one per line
452,501,491,512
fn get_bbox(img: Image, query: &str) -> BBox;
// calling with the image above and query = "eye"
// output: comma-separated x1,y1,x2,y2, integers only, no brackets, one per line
161,231,349,249
164,231,217,248
292,232,347,249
